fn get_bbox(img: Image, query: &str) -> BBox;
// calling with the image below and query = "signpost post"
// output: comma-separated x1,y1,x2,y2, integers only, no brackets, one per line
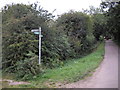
31,27,42,64
39,27,41,64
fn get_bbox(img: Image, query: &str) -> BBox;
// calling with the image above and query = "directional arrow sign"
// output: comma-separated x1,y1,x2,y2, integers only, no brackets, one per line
34,32,40,35
31,29,39,32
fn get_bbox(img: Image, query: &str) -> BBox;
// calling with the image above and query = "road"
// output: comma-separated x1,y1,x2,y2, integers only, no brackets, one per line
65,40,118,88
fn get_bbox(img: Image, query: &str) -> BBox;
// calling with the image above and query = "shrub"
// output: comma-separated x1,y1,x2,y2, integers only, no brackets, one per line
15,51,45,80
56,11,96,58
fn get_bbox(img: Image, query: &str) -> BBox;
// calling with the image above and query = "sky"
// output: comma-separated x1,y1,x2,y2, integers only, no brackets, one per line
0,0,102,16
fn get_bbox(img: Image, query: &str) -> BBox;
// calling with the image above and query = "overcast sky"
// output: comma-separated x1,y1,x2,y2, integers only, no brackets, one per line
0,0,102,16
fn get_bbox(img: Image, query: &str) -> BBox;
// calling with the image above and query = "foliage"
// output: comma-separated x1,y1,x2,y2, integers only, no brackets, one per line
2,3,75,80
56,11,96,57
101,1,120,42
2,3,55,79
83,6,108,41
82,6,103,15
15,51,45,80
41,26,73,67
92,14,107,41
2,3,98,80
3,42,104,88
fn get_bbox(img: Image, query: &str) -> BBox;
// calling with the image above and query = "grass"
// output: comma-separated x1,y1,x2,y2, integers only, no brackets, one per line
2,42,105,88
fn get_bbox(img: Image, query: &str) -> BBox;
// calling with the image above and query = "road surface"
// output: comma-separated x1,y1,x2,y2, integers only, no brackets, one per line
65,40,118,88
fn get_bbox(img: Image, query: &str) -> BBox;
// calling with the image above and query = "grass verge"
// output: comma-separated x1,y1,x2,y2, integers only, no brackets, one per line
2,42,105,88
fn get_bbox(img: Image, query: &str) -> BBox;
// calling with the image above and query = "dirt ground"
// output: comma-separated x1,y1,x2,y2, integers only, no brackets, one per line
64,40,118,88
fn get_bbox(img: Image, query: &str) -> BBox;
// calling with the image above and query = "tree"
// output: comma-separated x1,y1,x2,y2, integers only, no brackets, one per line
2,3,57,79
82,6,107,41
2,3,101,80
101,1,120,42
92,14,107,41
56,11,95,57
82,6,103,15
2,3,74,79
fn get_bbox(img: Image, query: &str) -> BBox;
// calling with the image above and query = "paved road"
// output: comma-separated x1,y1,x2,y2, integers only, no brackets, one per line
65,40,118,88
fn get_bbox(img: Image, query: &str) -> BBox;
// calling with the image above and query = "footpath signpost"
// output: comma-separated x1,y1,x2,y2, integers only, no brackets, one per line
31,27,43,64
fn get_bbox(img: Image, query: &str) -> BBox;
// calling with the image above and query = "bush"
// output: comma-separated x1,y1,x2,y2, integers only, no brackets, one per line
56,11,96,58
15,52,45,80
2,4,54,79
41,27,74,67
2,4,98,80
